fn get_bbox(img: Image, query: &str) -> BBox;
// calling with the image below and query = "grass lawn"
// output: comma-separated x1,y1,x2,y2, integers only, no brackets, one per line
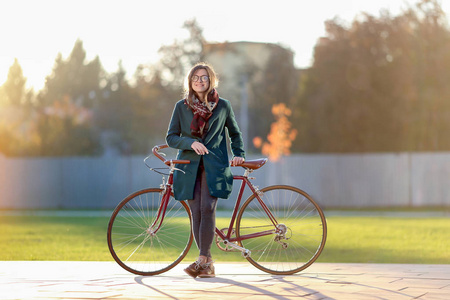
1,214,449,264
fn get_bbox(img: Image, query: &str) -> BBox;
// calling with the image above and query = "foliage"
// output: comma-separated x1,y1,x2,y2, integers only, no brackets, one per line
0,40,181,156
0,59,37,155
96,62,179,154
294,0,450,152
2,1,450,156
0,58,28,105
157,18,206,88
0,41,104,156
35,96,98,156
253,103,297,161
94,19,206,155
244,46,298,152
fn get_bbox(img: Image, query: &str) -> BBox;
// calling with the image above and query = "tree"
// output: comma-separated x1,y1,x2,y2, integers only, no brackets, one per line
34,95,98,156
39,39,103,108
33,39,103,155
0,59,37,156
1,58,27,105
157,18,206,88
253,103,297,161
95,61,180,155
249,46,298,151
294,0,450,152
96,61,136,154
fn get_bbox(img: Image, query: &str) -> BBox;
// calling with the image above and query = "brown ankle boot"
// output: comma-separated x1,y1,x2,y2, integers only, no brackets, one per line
184,260,202,278
197,261,215,278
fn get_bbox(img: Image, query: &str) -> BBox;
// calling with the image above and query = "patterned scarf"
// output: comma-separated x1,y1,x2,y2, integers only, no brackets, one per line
184,89,219,138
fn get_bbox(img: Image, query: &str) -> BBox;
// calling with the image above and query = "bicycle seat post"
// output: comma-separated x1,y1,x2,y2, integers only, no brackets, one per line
243,168,255,179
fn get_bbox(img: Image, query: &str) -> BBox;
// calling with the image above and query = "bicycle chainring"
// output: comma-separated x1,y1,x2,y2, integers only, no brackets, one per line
215,228,239,252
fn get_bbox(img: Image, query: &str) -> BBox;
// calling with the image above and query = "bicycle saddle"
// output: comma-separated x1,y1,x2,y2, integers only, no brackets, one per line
237,158,268,170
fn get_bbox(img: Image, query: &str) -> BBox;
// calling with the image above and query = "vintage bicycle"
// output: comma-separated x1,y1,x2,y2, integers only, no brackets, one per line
107,144,327,276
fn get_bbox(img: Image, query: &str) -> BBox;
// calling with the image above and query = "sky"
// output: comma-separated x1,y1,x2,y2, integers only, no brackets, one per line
1,0,449,90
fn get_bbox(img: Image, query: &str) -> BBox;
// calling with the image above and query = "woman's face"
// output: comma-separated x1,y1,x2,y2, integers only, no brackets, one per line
191,68,210,96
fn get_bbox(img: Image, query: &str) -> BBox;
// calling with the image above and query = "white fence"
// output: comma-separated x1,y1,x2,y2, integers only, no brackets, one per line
0,153,449,209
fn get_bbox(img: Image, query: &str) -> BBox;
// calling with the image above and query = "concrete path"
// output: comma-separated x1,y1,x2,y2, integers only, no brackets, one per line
0,261,448,299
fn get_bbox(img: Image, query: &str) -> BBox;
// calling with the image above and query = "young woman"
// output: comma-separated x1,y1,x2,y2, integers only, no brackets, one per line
166,62,245,278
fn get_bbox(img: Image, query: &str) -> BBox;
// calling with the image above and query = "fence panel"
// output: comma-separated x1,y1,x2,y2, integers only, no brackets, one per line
0,153,448,209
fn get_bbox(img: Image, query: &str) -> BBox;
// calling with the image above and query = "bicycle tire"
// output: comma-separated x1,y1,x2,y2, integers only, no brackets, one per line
107,188,193,276
235,185,327,275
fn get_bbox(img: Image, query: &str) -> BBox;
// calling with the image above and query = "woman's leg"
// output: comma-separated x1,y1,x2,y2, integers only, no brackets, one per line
187,167,217,260
185,165,217,278
188,173,202,252
197,167,218,259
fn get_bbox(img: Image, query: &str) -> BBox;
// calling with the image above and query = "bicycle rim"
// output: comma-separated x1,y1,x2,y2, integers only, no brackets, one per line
236,185,327,275
107,188,193,276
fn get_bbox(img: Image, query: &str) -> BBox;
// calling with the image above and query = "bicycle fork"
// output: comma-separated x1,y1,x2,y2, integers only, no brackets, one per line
147,176,173,235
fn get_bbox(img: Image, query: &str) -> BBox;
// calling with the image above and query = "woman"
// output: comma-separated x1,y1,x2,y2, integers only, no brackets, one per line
166,62,245,278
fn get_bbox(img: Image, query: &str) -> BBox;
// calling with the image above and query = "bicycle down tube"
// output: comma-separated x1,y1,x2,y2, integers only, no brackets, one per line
108,143,327,276
215,174,279,243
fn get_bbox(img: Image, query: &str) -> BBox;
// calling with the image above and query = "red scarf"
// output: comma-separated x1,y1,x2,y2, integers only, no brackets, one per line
184,89,219,138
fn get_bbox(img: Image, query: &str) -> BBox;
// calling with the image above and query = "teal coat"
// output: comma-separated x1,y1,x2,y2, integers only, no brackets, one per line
166,98,245,200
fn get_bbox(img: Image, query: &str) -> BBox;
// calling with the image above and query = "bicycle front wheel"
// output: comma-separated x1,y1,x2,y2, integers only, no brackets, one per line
107,188,193,276
236,185,327,275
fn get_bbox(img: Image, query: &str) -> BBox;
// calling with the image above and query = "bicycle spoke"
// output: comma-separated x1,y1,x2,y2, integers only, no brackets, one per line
236,185,327,275
107,188,193,276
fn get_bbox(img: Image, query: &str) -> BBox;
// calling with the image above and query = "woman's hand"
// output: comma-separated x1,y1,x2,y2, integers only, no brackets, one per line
230,156,245,166
191,141,209,155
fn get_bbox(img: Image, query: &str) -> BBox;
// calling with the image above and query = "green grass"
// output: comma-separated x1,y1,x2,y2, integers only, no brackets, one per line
317,217,450,264
1,215,449,263
0,216,110,260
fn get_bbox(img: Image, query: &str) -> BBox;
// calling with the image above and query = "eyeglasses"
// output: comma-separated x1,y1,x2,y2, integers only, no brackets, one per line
192,75,210,82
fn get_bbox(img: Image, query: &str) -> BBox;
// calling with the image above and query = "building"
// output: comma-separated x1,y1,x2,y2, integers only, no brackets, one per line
203,42,298,151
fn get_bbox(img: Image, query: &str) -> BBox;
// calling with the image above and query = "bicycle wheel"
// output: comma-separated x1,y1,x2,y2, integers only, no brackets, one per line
107,188,193,276
236,185,327,275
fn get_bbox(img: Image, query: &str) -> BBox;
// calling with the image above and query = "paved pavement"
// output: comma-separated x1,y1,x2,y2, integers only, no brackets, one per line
0,261,448,299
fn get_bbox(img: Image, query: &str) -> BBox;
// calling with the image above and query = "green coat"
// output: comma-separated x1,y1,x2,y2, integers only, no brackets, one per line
166,98,245,200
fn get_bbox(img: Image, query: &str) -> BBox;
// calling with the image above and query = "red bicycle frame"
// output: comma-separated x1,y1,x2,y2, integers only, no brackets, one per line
214,174,279,244
150,144,280,243
148,171,174,234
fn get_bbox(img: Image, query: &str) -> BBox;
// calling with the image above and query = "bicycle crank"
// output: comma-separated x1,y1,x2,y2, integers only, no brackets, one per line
222,240,252,258
215,228,238,252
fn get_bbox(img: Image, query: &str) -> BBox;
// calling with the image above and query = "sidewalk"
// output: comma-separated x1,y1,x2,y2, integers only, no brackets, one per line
0,261,448,299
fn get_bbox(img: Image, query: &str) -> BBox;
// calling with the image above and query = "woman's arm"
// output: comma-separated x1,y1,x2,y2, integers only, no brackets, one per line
225,101,245,159
166,102,198,150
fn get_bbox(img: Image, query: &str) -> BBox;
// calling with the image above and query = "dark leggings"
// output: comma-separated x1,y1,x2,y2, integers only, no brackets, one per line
188,164,218,258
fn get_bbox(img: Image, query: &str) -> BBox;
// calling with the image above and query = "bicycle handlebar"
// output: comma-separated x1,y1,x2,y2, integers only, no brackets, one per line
152,144,190,166
152,144,266,170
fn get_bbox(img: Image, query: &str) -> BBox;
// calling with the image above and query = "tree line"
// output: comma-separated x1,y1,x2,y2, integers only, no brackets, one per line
0,0,449,156
293,0,450,152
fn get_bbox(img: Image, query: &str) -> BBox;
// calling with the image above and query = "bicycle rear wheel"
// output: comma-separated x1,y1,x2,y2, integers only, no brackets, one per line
107,188,193,276
236,185,327,275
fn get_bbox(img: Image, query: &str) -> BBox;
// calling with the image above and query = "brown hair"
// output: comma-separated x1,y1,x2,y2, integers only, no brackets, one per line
184,62,219,105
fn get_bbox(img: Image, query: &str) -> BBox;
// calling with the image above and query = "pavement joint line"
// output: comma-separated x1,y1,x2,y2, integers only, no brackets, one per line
0,262,449,299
